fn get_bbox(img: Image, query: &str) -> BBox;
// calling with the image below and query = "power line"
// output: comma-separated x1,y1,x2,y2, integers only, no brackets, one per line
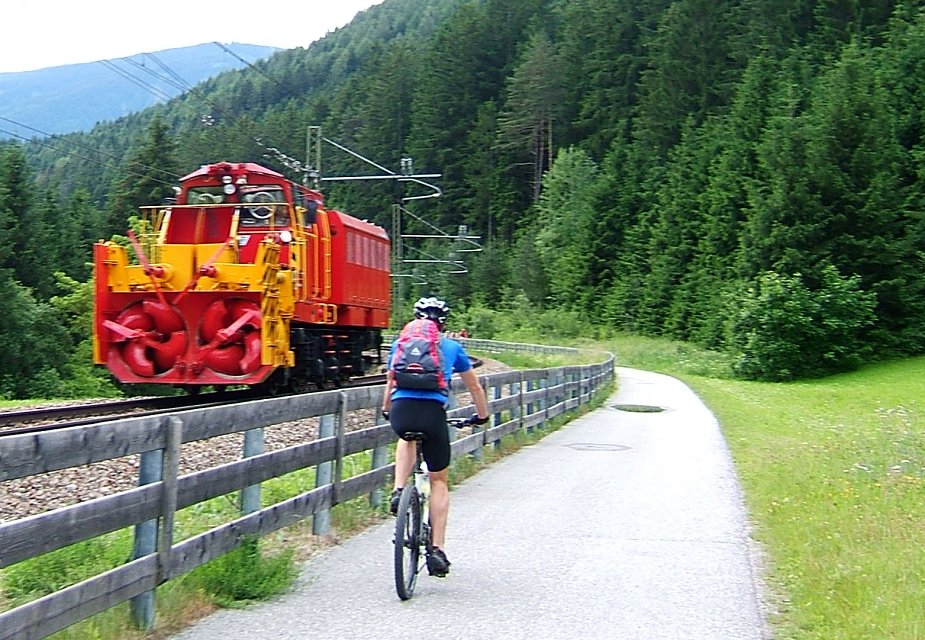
212,42,285,89
108,46,303,175
117,57,190,97
144,53,196,92
0,115,184,181
99,59,174,103
0,44,294,197
0,124,181,191
0,48,268,184
123,53,224,115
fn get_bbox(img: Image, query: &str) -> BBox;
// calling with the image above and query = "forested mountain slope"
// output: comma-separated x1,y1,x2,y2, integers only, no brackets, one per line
1,0,924,398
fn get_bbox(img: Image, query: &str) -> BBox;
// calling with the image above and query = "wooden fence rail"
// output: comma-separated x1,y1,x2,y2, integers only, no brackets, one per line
0,342,614,640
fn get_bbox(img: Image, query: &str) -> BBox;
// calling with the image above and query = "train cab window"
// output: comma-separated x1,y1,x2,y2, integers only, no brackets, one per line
292,184,305,209
187,187,225,205
291,185,318,227
239,187,290,227
304,200,318,226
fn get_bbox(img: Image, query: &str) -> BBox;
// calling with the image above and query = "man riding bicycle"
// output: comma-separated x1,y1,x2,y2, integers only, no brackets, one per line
382,296,490,577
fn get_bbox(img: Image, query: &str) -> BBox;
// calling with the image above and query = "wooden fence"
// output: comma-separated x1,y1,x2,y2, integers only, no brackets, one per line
0,342,614,639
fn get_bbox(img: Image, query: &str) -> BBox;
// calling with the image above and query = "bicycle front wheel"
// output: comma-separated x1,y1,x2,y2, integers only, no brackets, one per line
393,485,423,600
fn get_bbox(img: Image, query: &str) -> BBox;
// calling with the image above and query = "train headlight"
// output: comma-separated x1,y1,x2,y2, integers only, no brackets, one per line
279,230,293,243
223,183,236,195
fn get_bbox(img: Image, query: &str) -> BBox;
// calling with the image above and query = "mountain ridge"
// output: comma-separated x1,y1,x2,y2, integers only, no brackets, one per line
0,42,278,138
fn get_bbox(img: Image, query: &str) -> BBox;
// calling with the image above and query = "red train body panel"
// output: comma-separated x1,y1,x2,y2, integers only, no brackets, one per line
326,210,391,327
93,161,390,391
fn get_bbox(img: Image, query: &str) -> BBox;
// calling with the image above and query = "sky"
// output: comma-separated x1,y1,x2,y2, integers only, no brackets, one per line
0,0,385,73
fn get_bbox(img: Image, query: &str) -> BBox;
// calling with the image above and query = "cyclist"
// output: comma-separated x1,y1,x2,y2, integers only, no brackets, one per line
382,296,490,577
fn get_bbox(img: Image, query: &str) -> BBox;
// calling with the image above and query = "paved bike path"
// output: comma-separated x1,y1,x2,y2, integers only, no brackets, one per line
171,367,769,640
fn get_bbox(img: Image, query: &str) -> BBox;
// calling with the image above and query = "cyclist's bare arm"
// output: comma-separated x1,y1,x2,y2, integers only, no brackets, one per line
382,370,394,415
458,368,490,421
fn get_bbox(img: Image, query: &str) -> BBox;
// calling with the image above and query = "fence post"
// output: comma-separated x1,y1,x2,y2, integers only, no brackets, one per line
239,427,264,515
313,412,336,535
157,417,182,582
370,409,388,509
513,374,524,435
525,375,535,433
543,369,556,429
130,428,164,631
470,375,490,462
447,386,458,444
334,392,347,504
492,381,503,450
524,377,531,433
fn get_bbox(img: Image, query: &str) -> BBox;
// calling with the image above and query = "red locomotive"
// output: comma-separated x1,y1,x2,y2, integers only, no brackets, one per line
93,161,390,392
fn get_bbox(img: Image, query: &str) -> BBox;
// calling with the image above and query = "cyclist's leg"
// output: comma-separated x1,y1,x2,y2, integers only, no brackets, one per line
429,466,450,549
393,438,416,491
416,404,450,571
426,466,452,576
390,399,422,492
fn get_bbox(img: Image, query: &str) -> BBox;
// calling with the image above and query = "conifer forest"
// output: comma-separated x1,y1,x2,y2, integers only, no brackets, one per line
1,0,924,397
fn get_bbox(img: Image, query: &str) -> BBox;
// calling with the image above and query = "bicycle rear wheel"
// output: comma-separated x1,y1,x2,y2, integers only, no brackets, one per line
393,485,423,600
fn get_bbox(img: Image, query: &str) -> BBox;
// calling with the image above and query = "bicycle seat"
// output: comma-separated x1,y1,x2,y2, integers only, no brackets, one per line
400,431,428,442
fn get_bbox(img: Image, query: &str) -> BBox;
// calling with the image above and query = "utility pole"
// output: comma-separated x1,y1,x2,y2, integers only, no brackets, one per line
302,126,482,307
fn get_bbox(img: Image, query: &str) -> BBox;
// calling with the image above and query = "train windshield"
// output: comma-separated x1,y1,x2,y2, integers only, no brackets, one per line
187,186,226,204
239,186,290,227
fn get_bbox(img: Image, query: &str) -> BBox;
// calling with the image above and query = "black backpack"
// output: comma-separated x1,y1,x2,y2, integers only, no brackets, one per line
389,319,448,395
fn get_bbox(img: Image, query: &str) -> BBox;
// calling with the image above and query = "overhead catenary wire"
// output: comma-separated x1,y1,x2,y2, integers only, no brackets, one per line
104,45,304,174
142,53,197,94
119,53,225,115
2,52,215,182
98,60,175,103
212,42,285,89
0,120,182,190
0,45,287,190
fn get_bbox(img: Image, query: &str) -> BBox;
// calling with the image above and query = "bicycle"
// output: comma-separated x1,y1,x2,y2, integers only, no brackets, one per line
393,415,474,600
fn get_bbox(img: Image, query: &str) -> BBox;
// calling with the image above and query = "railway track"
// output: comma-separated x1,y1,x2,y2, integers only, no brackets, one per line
0,357,480,437
0,373,389,437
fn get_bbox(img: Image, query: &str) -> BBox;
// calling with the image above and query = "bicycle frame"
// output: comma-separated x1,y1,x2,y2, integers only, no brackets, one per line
393,436,429,600
392,417,471,600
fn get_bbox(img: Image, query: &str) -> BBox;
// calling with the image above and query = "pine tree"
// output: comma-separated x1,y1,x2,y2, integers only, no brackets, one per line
0,144,30,272
533,147,598,307
637,122,721,337
495,31,565,203
106,116,181,236
634,0,737,153
595,137,662,330
555,0,670,157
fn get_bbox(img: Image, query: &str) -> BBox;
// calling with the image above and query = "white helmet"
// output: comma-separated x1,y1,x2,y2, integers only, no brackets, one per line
413,296,450,328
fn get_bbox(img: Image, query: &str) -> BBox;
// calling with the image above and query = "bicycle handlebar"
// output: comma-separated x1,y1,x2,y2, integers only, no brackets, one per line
448,414,489,427
382,411,488,426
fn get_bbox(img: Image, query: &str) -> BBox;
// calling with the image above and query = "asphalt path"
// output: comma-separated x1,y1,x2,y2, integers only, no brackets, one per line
171,367,770,640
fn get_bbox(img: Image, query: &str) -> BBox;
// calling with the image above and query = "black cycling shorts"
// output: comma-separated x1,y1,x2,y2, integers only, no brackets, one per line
390,398,450,472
